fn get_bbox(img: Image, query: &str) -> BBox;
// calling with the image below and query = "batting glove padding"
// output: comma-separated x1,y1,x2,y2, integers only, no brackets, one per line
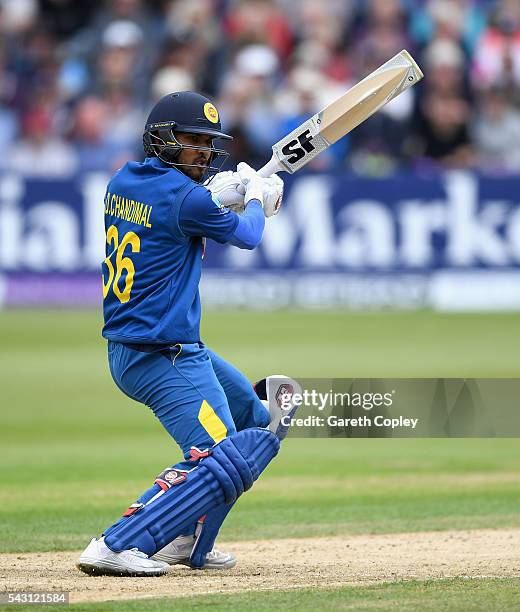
204,171,246,212
262,174,284,217
206,165,284,217
237,162,284,215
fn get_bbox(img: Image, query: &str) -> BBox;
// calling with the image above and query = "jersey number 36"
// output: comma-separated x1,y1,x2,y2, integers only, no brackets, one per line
102,225,141,303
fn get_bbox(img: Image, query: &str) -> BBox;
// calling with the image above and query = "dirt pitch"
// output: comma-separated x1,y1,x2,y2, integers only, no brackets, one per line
1,529,519,604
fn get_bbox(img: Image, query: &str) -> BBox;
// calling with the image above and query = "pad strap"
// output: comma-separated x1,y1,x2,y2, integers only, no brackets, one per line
189,503,235,568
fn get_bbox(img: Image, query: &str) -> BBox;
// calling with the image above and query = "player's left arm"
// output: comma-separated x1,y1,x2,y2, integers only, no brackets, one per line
179,166,283,249
178,185,237,243
228,200,265,250
178,186,263,249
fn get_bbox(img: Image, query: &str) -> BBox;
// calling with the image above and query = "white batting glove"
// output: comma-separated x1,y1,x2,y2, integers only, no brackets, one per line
236,162,270,205
204,171,246,212
262,173,284,217
206,166,285,217
236,162,285,217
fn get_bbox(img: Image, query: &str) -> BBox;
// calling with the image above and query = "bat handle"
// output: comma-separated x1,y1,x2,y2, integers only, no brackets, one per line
257,156,284,177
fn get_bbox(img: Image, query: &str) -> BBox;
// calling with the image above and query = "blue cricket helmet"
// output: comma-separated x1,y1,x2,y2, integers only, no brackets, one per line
144,91,232,140
143,92,232,179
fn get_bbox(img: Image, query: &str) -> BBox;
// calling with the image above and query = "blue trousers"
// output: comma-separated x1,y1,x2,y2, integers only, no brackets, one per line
103,341,270,538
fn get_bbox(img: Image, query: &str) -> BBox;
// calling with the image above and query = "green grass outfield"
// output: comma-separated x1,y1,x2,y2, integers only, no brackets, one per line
1,310,519,609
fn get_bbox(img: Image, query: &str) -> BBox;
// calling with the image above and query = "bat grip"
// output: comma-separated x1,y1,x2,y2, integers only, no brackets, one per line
257,156,283,177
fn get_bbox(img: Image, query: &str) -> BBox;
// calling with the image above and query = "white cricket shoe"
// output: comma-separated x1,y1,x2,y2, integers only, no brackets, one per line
77,537,170,577
153,535,236,569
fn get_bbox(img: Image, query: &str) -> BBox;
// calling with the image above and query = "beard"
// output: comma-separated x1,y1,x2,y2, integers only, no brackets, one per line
183,164,206,181
177,155,209,182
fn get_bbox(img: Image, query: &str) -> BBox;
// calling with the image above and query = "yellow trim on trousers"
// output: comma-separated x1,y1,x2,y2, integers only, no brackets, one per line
198,400,228,443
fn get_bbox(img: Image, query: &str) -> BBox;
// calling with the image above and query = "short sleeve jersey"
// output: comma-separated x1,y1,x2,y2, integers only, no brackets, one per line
102,157,238,344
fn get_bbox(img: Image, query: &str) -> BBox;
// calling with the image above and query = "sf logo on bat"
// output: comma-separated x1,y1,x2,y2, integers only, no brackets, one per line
281,129,315,164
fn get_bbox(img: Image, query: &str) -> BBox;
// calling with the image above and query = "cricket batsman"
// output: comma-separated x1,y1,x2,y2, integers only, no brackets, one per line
77,91,297,576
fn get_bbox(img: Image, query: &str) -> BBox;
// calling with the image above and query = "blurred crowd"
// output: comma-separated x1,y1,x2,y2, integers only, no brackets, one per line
2,0,520,177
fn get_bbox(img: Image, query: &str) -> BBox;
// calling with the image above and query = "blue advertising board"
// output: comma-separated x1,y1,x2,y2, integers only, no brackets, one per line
1,170,519,309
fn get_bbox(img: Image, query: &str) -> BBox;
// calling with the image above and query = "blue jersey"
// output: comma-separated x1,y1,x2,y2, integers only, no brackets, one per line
102,157,239,344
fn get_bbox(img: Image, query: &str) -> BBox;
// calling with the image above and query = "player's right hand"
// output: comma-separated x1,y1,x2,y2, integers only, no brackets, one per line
262,174,284,217
236,162,265,205
237,163,284,217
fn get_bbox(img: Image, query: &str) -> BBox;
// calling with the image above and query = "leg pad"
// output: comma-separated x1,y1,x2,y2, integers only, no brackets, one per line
104,428,279,556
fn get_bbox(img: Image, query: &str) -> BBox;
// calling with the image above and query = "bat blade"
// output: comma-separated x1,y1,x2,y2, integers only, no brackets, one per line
262,50,423,176
214,50,423,210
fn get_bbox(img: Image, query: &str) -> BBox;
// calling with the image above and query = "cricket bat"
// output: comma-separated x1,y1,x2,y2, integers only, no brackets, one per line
216,50,423,207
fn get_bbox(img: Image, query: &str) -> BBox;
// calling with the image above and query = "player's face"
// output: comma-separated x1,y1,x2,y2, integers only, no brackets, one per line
175,132,213,181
